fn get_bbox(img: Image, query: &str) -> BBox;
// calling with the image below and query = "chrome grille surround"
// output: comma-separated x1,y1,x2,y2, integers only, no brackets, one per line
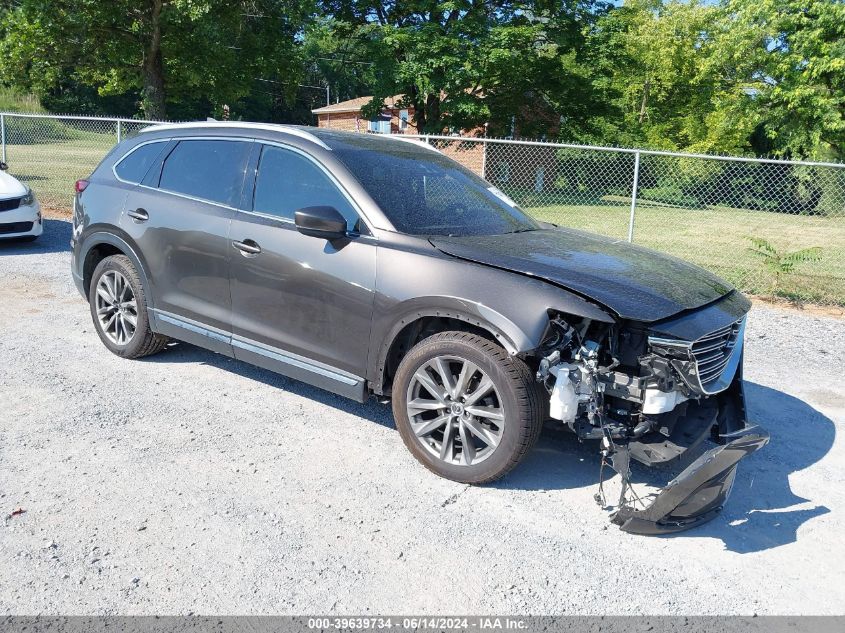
648,316,746,396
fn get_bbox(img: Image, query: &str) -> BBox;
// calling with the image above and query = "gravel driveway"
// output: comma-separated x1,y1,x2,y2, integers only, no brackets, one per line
1,219,844,615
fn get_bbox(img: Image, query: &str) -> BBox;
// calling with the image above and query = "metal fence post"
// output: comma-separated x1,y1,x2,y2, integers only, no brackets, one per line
481,139,488,179
116,119,122,144
627,150,641,243
1,114,6,164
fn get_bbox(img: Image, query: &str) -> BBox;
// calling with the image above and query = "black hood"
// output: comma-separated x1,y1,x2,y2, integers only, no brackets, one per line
431,228,734,322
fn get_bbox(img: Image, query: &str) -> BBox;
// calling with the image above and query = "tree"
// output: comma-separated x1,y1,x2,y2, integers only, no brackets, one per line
0,0,312,119
718,0,845,160
585,0,759,154
317,0,608,136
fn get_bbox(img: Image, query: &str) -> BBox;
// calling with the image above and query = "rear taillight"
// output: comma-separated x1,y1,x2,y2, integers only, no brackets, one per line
75,179,89,193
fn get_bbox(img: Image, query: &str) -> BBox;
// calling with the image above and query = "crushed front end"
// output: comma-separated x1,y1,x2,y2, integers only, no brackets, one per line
535,291,768,534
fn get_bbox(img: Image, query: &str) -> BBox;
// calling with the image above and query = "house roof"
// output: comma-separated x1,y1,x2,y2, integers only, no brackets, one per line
312,95,406,115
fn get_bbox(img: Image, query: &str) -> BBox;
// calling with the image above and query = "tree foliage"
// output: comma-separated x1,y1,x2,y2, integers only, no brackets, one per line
0,0,311,119
0,0,842,160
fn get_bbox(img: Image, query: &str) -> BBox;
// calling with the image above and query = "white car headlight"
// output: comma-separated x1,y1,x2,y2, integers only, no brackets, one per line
21,186,35,206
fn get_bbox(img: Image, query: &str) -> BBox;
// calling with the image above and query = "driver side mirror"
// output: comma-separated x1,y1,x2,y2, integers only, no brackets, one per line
294,206,348,241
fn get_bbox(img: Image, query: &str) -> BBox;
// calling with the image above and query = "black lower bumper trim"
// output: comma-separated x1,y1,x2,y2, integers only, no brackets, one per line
611,428,769,535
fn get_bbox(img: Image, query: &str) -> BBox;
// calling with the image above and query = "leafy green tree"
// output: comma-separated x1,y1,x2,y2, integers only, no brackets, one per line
747,236,823,294
318,1,608,135
717,0,845,160
585,0,758,153
0,0,311,119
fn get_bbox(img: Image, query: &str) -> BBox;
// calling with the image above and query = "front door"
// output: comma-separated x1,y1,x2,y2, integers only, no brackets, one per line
228,143,377,398
120,138,252,353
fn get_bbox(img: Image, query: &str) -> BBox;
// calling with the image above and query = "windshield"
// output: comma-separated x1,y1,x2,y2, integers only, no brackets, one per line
326,135,539,236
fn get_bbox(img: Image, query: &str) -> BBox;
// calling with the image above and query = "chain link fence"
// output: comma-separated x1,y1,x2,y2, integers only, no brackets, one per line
0,113,162,211
1,112,843,306
419,135,845,307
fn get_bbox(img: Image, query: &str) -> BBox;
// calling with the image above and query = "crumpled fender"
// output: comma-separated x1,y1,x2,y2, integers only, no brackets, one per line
611,428,769,535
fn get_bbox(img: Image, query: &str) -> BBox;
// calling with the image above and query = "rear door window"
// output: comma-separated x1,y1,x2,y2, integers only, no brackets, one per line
114,142,168,184
159,139,251,207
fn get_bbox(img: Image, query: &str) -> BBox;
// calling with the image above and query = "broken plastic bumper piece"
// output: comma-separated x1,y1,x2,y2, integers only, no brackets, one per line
611,427,769,535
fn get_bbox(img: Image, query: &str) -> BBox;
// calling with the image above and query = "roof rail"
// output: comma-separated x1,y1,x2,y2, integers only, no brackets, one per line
140,121,331,150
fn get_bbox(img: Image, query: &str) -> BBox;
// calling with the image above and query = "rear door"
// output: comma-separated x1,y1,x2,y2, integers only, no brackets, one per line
228,142,377,397
119,137,252,353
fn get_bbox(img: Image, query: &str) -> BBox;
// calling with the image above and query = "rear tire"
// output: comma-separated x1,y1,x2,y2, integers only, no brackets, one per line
89,254,168,359
392,331,544,484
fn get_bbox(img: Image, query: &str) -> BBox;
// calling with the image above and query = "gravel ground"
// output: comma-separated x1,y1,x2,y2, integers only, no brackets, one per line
1,219,844,615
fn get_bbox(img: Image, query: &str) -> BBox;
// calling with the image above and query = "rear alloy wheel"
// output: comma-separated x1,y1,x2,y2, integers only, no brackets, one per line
393,331,544,484
95,270,137,346
89,254,168,359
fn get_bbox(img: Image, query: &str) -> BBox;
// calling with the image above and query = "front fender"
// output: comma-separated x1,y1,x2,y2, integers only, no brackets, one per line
367,238,614,392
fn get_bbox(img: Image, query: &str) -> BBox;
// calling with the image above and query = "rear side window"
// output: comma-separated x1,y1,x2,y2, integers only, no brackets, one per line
159,139,251,207
114,142,167,184
252,144,359,229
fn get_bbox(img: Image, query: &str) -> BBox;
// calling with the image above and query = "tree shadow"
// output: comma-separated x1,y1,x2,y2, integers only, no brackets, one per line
141,341,834,552
0,218,72,255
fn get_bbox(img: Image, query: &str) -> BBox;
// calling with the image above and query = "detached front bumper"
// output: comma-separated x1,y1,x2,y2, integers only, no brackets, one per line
611,427,769,535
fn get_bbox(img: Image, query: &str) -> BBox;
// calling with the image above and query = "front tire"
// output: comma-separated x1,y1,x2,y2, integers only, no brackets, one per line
88,254,168,359
392,331,544,484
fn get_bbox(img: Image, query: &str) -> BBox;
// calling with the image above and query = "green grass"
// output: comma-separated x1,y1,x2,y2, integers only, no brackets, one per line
0,88,45,113
5,133,119,210
524,198,845,306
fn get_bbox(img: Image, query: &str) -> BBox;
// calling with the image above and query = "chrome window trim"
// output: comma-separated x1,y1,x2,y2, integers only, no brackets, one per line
116,136,254,210
113,135,377,234
111,138,172,186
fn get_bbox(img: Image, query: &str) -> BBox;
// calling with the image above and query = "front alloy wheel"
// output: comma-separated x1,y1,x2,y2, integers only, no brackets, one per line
406,356,505,466
393,331,545,484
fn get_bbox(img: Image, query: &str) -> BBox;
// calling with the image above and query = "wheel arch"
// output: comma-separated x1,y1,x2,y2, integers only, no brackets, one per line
370,298,537,396
80,232,154,312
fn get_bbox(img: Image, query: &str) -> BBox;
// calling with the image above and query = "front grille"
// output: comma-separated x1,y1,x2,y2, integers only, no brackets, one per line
0,197,23,212
0,221,33,235
690,319,742,387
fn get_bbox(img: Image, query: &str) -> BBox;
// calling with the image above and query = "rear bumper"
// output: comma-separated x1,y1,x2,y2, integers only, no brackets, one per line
611,428,769,534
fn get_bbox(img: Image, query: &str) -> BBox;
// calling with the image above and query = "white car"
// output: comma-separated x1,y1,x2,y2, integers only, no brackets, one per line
0,161,42,242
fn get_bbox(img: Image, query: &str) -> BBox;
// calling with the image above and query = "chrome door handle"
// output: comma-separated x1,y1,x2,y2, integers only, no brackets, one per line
126,208,149,222
232,239,261,256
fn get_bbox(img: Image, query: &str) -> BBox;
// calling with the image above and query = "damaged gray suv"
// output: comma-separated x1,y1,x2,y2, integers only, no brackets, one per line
71,122,767,534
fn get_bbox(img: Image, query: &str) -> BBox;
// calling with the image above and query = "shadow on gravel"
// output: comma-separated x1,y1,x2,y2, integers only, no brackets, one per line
143,341,396,429
687,382,833,553
0,218,71,255
144,339,833,553
498,381,833,553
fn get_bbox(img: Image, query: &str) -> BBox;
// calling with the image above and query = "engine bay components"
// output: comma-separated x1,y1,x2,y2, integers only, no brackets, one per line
534,311,763,534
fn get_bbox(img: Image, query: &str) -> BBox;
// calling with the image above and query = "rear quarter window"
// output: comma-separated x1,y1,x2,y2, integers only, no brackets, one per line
114,141,168,184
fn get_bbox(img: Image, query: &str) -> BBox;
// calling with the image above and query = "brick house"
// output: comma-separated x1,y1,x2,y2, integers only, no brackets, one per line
312,95,416,135
312,95,491,177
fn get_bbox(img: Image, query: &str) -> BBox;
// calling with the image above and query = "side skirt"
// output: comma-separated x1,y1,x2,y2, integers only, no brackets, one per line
150,309,368,403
